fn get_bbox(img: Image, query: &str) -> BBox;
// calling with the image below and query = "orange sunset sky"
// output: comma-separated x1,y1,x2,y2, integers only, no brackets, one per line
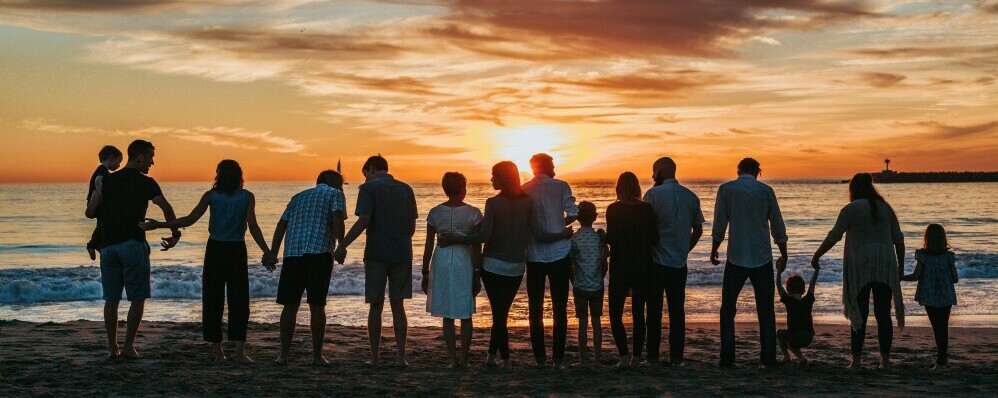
1,0,996,183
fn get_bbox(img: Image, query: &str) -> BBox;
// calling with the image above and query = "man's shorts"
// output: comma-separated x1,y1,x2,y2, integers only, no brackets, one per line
573,287,605,318
364,260,413,303
277,253,333,306
99,240,152,301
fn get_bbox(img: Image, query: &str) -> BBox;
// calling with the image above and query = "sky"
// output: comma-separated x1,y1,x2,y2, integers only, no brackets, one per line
0,0,996,183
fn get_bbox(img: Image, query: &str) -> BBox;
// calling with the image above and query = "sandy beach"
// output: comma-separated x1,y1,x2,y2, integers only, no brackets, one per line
1,320,995,397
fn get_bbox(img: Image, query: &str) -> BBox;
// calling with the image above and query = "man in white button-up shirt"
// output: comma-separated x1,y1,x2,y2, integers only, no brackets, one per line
522,153,578,368
710,158,788,368
642,157,704,367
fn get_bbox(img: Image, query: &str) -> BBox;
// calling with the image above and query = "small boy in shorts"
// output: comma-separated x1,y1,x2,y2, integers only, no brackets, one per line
776,261,819,366
570,201,608,369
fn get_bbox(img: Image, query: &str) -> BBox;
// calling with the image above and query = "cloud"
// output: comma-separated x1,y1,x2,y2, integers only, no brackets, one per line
428,0,875,59
19,119,310,154
912,120,998,139
544,69,730,99
0,0,187,11
857,72,906,87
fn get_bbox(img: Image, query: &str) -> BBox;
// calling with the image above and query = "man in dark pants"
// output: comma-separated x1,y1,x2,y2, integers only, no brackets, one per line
710,158,788,368
522,153,578,369
642,157,704,367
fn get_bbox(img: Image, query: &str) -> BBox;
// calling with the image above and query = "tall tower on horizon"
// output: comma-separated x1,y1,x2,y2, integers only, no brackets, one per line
885,158,891,172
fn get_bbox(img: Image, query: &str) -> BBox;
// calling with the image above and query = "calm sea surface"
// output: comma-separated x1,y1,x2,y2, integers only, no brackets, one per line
1,180,996,327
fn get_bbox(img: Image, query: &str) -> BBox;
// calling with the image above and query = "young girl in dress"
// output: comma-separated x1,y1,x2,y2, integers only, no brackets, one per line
902,224,958,370
421,172,483,368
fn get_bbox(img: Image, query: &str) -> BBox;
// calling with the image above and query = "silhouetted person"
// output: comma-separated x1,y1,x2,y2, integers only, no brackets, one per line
643,157,704,367
334,156,418,368
140,160,273,364
86,145,122,260
812,173,905,370
85,139,181,360
522,153,578,369
440,161,534,369
264,170,346,366
605,172,658,369
710,158,787,368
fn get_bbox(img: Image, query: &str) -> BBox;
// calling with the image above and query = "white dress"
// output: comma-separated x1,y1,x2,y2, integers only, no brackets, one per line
426,204,483,319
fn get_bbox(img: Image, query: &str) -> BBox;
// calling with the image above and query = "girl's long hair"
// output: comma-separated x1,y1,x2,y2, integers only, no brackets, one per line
848,173,889,222
923,223,950,255
615,171,643,203
492,161,524,197
212,159,243,194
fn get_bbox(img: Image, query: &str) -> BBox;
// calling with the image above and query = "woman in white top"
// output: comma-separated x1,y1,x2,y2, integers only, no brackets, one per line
421,172,482,368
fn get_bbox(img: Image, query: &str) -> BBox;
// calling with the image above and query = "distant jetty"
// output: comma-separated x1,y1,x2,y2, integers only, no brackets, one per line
868,159,998,183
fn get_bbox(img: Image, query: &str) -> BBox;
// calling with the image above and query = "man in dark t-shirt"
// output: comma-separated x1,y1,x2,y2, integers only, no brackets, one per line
86,139,181,360
86,145,123,260
335,155,418,367
776,261,820,366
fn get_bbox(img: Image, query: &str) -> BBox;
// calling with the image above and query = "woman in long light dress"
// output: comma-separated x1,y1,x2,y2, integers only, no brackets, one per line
421,172,482,368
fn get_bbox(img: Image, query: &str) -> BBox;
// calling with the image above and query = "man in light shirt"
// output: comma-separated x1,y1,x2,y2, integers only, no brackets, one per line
522,153,578,369
710,158,788,368
642,157,704,367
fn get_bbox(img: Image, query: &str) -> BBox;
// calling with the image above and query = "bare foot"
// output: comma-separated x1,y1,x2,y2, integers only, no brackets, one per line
501,358,512,369
106,348,121,361
613,359,630,370
396,360,409,368
629,356,641,367
312,356,331,366
485,354,499,368
122,346,141,360
234,353,255,364
798,357,808,368
847,360,862,370
781,355,792,364
212,346,227,363
553,362,566,371
878,360,891,371
274,352,289,366
364,359,381,368
931,364,947,372
88,247,97,261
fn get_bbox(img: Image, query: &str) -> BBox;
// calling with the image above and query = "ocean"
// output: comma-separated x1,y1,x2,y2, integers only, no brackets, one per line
1,180,996,327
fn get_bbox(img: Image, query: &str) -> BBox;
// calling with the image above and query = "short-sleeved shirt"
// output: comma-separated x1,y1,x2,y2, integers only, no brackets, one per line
780,292,815,335
280,184,346,258
643,178,705,268
98,168,163,248
571,227,605,292
87,165,110,202
355,174,418,264
914,249,958,307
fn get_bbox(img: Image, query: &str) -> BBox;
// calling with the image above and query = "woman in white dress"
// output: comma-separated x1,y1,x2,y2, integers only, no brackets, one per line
421,172,483,368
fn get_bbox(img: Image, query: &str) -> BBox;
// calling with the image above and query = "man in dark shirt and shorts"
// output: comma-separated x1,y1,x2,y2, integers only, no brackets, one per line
335,155,418,367
86,140,181,360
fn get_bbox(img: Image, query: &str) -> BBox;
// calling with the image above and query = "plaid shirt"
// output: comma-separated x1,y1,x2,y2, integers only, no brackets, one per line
280,184,345,258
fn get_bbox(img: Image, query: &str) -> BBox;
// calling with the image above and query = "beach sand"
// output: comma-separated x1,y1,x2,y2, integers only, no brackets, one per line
1,320,995,397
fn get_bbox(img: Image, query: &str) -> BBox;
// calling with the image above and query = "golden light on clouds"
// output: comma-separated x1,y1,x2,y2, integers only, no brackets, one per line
0,0,995,182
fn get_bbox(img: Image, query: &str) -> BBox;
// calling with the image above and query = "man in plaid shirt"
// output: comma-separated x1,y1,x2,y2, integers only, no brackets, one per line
265,170,346,366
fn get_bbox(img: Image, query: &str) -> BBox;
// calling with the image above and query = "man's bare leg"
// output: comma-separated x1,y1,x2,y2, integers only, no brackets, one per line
122,300,144,359
103,300,121,360
276,303,299,365
389,298,408,368
592,314,602,369
459,318,472,368
575,315,588,367
443,318,458,368
367,301,384,367
309,303,329,365
790,346,806,367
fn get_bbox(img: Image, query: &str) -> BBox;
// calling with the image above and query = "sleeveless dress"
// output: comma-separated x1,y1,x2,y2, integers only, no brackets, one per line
426,204,483,319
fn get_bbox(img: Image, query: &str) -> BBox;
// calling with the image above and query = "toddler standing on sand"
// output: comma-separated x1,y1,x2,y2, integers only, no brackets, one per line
776,261,819,366
570,201,608,369
902,224,958,370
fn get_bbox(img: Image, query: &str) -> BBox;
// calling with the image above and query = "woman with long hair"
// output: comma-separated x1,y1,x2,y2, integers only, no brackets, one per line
141,159,272,363
811,173,905,370
604,172,659,368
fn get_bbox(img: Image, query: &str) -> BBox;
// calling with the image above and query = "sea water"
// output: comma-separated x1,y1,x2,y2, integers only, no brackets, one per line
1,180,995,327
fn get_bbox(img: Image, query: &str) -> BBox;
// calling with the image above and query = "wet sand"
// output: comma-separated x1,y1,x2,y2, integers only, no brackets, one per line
1,320,995,397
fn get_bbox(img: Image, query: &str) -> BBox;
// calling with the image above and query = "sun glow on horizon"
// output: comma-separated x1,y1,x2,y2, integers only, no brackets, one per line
491,125,568,177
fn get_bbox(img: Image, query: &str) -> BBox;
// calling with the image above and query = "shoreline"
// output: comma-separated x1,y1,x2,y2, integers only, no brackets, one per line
2,320,996,396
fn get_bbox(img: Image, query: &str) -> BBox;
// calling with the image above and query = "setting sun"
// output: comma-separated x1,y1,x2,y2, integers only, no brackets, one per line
492,125,567,175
